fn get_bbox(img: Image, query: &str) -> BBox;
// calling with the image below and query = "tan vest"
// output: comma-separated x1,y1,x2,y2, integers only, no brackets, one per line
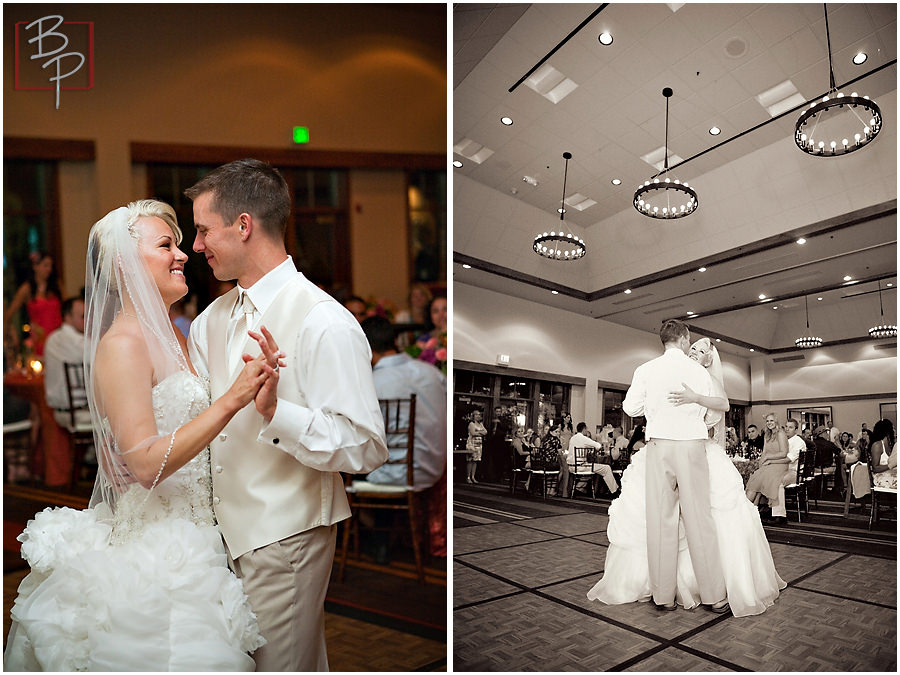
207,281,351,559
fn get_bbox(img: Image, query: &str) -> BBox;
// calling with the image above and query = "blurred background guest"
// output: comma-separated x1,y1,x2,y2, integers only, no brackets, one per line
344,295,369,323
870,419,897,490
169,294,193,339
395,282,433,348
5,252,63,356
42,296,88,429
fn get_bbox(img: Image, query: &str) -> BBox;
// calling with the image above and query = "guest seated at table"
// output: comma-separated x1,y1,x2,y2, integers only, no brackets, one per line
813,424,843,492
343,295,369,323
567,422,619,498
744,424,764,457
846,436,870,501
838,431,854,452
725,426,740,455
394,282,432,349
511,427,533,489
744,413,790,522
870,419,897,491
360,316,446,491
43,297,90,429
539,424,564,496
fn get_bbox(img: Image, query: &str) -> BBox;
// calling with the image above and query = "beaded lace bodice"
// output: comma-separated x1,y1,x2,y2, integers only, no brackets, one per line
109,371,214,542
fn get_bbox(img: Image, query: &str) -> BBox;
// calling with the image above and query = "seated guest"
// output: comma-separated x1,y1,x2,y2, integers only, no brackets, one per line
394,282,432,349
744,424,764,456
567,422,619,497
511,427,533,490
768,418,805,524
813,424,843,492
360,316,446,490
344,295,369,323
870,419,897,491
538,424,564,496
610,425,630,468
43,296,90,429
745,413,790,521
838,431,854,452
847,436,870,501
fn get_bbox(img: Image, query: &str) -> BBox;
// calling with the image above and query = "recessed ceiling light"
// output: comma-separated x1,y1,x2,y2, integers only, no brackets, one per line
500,116,514,126
715,338,721,343
817,297,823,301
709,126,721,135
698,266,707,272
843,275,852,281
773,306,778,310
611,178,621,185
598,32,613,45
750,348,755,352
452,160,463,168
853,52,868,65
462,264,471,269
624,289,631,294
796,237,806,244
551,290,559,295
888,283,894,288
759,294,767,300
687,310,695,315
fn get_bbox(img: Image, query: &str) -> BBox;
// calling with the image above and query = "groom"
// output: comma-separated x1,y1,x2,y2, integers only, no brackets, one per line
622,319,728,613
186,159,388,670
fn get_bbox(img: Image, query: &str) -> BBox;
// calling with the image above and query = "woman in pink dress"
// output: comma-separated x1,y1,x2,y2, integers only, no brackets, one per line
5,252,63,356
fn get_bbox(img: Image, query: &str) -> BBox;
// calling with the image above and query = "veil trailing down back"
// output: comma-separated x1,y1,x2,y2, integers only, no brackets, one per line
5,202,264,671
587,338,786,617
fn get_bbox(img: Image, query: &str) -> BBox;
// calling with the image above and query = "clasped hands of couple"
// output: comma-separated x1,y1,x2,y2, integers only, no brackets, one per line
225,325,286,423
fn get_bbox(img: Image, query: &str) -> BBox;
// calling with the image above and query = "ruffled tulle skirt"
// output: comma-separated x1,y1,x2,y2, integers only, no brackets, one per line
4,506,265,671
587,442,786,617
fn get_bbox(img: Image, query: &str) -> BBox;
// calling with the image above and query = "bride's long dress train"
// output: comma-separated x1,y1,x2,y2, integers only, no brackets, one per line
4,372,264,671
587,441,786,617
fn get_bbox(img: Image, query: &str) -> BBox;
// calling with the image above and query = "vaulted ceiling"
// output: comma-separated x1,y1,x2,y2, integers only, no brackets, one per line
453,3,897,355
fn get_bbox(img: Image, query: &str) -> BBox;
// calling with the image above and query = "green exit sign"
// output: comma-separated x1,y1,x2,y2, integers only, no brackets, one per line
293,126,309,144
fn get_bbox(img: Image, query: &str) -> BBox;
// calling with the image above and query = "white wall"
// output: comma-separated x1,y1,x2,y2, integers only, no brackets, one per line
454,283,896,431
454,282,753,431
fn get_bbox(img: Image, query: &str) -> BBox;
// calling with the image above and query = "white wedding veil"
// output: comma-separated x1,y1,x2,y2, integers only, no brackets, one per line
84,200,190,513
691,337,727,445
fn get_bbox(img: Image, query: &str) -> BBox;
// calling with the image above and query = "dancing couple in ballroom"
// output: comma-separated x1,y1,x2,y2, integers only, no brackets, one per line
6,159,389,671
588,319,785,617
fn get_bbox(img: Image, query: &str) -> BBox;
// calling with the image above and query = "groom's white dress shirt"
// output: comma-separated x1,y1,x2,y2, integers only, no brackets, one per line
622,347,714,441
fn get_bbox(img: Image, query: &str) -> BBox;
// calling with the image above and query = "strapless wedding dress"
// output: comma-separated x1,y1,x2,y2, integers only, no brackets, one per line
587,440,786,617
4,371,265,671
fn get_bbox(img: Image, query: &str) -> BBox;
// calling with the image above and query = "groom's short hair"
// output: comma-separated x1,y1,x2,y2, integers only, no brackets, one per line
184,158,290,239
576,422,587,433
659,319,689,345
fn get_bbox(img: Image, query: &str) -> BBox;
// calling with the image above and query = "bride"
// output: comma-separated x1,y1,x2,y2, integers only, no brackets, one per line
5,200,276,670
587,338,786,617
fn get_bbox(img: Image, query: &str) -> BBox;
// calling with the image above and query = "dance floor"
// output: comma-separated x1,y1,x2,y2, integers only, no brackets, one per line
453,483,896,672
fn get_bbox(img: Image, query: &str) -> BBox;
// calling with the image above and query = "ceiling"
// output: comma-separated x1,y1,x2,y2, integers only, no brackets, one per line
452,3,898,356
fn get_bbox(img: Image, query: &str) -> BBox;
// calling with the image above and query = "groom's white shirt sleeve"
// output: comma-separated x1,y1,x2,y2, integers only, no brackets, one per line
188,263,388,474
255,301,387,473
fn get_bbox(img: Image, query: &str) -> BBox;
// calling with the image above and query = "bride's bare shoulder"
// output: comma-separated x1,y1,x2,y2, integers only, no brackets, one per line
94,323,152,377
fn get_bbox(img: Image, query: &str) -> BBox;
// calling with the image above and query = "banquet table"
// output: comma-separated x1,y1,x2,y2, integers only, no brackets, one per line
731,456,759,486
4,370,71,487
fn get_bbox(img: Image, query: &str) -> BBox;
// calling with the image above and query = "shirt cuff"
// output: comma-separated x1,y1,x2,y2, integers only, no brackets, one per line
257,398,310,452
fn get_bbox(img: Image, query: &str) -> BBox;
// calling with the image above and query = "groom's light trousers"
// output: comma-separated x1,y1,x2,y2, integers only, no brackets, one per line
645,439,726,606
230,524,337,671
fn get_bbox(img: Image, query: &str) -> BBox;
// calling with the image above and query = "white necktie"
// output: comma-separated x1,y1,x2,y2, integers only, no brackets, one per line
229,292,256,363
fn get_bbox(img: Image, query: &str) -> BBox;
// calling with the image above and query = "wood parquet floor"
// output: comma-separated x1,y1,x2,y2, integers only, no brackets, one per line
454,483,897,672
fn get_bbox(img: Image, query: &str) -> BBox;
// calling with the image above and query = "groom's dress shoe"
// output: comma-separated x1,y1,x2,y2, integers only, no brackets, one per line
654,601,677,611
710,599,730,614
